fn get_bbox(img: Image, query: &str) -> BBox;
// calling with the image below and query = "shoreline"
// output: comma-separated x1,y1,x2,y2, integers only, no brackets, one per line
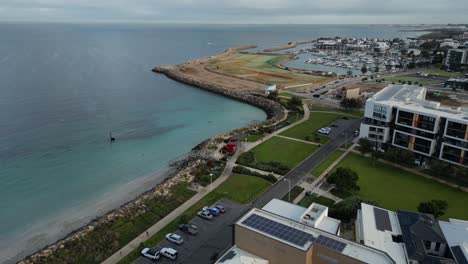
19,46,286,264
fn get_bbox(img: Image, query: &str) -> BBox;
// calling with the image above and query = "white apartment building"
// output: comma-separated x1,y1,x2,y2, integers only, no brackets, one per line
359,85,468,167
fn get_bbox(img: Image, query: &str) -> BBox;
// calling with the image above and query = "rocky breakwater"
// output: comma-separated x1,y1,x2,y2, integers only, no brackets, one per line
152,66,285,124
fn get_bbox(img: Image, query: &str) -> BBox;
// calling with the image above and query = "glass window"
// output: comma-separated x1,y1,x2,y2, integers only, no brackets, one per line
425,241,431,250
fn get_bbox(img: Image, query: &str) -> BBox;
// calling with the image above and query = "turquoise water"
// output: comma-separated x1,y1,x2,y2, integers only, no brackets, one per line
0,23,421,262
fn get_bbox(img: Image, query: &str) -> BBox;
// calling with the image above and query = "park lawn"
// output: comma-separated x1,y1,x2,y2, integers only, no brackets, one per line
311,150,345,176
250,136,318,168
280,112,355,141
245,134,264,142
119,174,271,264
384,76,440,86
298,194,336,208
425,69,464,78
336,153,468,220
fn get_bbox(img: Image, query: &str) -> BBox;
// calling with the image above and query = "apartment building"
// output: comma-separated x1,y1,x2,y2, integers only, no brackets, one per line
445,49,468,70
216,201,396,264
359,85,468,167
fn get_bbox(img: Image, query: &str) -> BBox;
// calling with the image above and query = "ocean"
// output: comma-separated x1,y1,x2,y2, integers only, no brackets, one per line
0,23,421,262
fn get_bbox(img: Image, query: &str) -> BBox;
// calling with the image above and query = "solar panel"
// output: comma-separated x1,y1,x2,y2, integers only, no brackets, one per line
451,246,468,264
242,214,315,247
374,207,392,232
314,235,347,253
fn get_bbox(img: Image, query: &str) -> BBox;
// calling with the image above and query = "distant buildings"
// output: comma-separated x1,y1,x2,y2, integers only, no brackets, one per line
445,78,468,91
445,49,468,70
356,203,458,264
359,85,468,167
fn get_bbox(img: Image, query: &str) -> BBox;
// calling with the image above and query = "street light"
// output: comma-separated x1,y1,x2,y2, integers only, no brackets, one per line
283,179,291,202
209,173,213,191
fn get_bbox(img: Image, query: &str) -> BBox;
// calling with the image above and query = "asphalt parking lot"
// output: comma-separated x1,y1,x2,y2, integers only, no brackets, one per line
133,199,247,264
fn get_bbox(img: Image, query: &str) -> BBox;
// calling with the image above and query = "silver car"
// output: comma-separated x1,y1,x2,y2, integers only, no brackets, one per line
165,233,184,245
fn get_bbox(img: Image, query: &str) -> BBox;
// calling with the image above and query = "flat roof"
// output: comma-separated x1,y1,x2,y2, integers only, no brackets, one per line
316,216,341,235
359,203,408,264
439,219,468,264
368,85,468,122
237,208,395,264
262,198,306,222
215,246,268,264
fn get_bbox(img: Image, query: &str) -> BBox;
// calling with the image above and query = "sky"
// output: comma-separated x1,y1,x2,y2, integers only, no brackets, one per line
0,0,467,24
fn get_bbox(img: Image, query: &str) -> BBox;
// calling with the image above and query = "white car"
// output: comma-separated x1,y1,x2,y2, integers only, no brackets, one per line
197,209,214,220
161,247,178,260
165,233,184,245
141,247,161,260
318,127,331,135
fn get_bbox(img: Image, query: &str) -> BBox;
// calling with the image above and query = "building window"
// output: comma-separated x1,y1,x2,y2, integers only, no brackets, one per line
373,105,387,120
425,241,431,250
435,242,441,252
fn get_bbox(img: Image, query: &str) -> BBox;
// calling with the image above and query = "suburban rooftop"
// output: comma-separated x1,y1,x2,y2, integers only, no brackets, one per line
439,219,468,264
368,84,468,122
237,208,395,264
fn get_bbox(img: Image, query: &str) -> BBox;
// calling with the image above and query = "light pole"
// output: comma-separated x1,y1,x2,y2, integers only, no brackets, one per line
284,179,291,202
209,173,213,191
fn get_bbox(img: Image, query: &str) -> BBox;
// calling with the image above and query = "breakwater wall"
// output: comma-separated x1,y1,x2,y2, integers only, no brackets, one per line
153,66,286,124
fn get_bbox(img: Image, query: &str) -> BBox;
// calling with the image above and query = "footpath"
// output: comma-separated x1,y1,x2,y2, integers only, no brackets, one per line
102,104,310,264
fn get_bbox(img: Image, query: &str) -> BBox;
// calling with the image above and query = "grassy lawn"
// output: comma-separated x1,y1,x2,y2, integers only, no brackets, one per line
281,186,304,202
280,112,355,141
249,136,318,168
287,113,303,124
424,69,464,78
298,194,336,208
335,153,468,220
384,76,440,86
311,150,345,176
245,134,264,142
119,174,271,264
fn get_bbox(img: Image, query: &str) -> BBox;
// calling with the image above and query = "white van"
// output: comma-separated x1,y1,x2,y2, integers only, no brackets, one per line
161,247,178,260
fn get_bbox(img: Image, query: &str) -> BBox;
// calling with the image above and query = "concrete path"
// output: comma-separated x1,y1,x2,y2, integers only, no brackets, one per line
236,165,283,179
102,103,311,264
275,135,320,145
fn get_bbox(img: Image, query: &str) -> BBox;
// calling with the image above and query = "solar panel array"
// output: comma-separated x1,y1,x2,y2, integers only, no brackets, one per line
242,214,315,247
374,207,392,232
314,235,347,253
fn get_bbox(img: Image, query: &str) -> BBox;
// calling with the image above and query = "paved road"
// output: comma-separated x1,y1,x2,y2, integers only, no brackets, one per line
179,117,362,263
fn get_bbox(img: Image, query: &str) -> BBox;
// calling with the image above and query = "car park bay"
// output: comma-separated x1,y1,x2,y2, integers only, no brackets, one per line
133,200,245,264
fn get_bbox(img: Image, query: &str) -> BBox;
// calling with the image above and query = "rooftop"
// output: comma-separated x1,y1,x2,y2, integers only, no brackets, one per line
397,210,455,264
262,199,340,235
358,203,408,264
215,246,268,264
439,219,468,264
369,84,468,122
237,208,395,264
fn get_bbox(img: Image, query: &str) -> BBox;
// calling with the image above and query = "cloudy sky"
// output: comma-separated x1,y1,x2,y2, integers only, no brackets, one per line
0,0,466,24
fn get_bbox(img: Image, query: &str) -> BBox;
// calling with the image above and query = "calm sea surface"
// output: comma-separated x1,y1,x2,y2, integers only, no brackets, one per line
0,23,420,262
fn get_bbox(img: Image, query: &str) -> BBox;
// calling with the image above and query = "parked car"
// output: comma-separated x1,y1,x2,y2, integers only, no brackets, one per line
206,206,221,216
179,224,198,236
165,233,184,245
318,127,331,135
215,204,226,213
197,210,213,220
141,248,161,260
161,247,178,260
354,130,359,137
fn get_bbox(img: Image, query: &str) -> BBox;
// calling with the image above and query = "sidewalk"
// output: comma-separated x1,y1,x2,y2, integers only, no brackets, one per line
102,103,311,264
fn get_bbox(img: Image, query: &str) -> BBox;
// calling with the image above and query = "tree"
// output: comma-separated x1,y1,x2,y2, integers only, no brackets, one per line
328,167,360,194
267,90,279,101
340,98,362,109
329,196,379,223
361,64,368,75
358,138,373,156
287,96,302,109
383,147,415,165
417,200,448,218
428,160,453,178
370,149,383,166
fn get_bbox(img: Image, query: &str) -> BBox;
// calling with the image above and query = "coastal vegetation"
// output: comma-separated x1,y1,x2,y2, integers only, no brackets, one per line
237,136,318,174
119,174,271,264
332,153,468,220
34,183,196,264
